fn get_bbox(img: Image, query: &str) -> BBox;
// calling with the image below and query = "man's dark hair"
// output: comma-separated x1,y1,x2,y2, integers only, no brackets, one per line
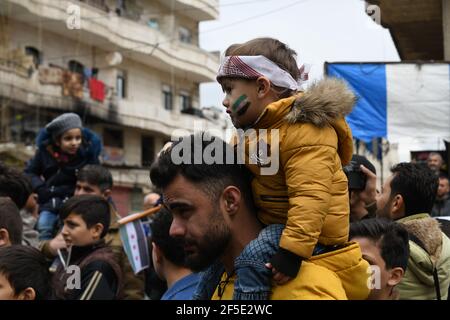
150,133,255,210
0,197,22,245
150,208,186,266
438,174,449,182
0,162,32,209
390,162,438,216
59,195,110,238
0,245,51,300
77,164,113,192
350,218,410,271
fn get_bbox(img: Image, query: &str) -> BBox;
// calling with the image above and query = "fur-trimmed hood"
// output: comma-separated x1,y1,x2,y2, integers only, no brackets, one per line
253,77,355,165
286,77,356,127
397,214,450,299
36,127,101,153
400,215,443,264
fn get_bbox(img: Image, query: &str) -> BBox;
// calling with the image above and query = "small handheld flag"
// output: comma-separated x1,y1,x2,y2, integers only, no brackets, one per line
118,205,161,274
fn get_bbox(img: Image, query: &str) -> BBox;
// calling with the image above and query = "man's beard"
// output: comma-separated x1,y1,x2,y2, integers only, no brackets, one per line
376,198,393,220
184,211,231,272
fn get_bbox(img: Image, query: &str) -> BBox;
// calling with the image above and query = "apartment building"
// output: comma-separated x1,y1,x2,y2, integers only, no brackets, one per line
0,0,226,214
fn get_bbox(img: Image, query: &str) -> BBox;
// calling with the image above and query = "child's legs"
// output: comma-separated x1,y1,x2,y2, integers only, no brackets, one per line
37,210,59,240
233,224,284,299
234,262,273,299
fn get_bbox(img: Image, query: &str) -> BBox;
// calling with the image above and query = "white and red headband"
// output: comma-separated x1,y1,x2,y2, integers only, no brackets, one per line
217,55,310,91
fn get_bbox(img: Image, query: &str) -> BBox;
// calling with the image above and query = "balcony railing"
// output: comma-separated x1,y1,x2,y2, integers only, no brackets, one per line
0,56,117,111
4,0,219,82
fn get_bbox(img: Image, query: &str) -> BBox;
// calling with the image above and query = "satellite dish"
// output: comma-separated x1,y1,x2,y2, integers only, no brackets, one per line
105,52,123,66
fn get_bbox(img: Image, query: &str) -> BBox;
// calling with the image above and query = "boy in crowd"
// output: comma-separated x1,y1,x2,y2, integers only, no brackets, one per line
0,162,38,247
52,195,123,300
150,208,200,300
0,162,33,211
0,245,51,300
350,219,410,300
0,197,23,247
41,165,144,299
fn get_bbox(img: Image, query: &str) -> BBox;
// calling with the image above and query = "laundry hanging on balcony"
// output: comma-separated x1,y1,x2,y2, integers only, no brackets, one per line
88,77,105,102
62,70,83,99
38,66,63,84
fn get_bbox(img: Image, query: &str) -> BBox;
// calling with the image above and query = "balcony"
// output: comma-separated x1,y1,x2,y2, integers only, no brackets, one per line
156,0,219,21
0,60,223,138
2,0,219,82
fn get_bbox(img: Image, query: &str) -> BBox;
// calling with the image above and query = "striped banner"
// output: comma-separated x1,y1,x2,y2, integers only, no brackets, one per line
119,219,150,274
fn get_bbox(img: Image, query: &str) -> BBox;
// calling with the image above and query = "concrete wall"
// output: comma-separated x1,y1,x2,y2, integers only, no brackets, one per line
5,21,207,134
8,20,94,69
5,0,219,82
444,0,450,60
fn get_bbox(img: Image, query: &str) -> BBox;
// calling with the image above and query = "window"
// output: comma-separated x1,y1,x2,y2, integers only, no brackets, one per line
103,128,123,148
147,18,159,29
92,67,99,78
162,85,173,110
68,60,84,75
179,91,191,112
116,70,127,99
178,27,192,44
25,46,42,67
141,135,155,167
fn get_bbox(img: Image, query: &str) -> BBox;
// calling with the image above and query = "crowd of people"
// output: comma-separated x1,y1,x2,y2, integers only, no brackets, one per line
0,37,449,300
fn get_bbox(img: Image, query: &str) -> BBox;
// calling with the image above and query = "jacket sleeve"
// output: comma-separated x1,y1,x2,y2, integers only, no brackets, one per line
109,240,145,299
279,140,335,259
76,260,118,300
83,128,102,164
24,150,46,191
120,254,145,299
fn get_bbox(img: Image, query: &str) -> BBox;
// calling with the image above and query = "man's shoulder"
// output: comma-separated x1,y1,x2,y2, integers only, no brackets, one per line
162,273,200,300
105,229,122,248
269,260,348,300
82,259,115,273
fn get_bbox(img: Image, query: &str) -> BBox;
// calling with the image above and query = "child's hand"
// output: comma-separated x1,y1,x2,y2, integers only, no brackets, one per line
265,263,293,285
48,233,67,256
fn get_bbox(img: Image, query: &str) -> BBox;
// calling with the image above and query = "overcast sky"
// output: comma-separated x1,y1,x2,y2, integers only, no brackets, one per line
199,0,400,108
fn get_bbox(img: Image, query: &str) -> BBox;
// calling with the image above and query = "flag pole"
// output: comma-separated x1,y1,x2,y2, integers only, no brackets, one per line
118,205,162,225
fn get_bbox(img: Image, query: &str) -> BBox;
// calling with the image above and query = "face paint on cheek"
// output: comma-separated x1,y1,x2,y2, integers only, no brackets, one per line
232,95,251,117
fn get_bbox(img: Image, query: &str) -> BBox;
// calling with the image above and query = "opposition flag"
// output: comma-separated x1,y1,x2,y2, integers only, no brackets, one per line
118,205,162,274
325,62,450,151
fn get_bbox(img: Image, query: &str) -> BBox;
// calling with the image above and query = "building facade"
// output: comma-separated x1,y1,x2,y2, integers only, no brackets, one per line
0,0,226,215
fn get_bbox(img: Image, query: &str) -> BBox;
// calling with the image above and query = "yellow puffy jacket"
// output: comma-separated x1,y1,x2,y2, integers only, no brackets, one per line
212,242,370,300
237,78,355,259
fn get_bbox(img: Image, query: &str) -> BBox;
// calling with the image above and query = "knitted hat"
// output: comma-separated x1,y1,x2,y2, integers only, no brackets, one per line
46,113,82,139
